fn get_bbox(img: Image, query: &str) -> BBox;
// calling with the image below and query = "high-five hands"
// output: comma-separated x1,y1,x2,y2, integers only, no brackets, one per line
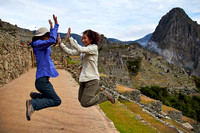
53,14,58,24
49,14,58,29
66,27,71,39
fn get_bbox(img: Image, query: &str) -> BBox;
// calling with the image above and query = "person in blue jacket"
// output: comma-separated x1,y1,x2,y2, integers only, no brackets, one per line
26,14,61,121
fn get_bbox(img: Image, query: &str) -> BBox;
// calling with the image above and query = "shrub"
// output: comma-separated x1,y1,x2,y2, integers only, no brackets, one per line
126,57,142,76
192,76,200,91
140,86,200,121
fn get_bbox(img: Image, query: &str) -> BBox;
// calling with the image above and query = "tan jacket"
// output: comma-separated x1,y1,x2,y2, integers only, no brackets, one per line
60,37,99,82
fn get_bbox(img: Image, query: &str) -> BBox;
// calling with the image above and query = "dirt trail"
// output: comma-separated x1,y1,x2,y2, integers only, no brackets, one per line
0,68,119,133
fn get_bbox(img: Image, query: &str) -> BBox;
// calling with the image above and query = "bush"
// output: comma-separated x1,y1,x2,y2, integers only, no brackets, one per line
126,57,142,76
140,86,200,121
192,76,200,91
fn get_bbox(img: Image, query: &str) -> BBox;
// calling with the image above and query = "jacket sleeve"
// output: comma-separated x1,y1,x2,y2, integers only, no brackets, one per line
69,37,97,55
33,24,59,50
60,43,80,55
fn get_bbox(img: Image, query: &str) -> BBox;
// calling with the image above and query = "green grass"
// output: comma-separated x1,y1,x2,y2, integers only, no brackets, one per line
66,57,80,64
99,101,157,133
120,100,179,133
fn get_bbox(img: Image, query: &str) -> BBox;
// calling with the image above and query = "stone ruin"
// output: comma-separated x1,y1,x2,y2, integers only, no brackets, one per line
0,21,33,86
98,75,183,123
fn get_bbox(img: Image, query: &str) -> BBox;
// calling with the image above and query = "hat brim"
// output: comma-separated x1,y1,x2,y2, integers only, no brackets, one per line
34,32,50,37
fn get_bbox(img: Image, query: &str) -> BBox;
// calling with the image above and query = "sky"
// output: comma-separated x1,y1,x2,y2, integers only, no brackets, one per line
0,0,200,41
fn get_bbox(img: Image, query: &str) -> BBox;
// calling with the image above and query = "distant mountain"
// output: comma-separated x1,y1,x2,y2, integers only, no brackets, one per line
108,33,152,47
133,33,152,47
107,38,122,43
59,33,84,46
146,7,200,77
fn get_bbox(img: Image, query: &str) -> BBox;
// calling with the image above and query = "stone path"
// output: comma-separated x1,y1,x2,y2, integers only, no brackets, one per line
0,68,118,133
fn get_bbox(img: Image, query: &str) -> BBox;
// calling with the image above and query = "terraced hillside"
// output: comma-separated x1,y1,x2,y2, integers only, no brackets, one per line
98,43,197,95
99,83,195,133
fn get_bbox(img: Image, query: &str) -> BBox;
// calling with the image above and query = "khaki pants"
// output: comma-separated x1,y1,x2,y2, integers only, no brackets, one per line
78,79,108,107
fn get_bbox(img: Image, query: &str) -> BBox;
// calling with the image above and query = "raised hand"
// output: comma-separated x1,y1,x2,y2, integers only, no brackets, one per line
49,19,53,29
55,34,61,46
66,27,71,39
53,14,58,24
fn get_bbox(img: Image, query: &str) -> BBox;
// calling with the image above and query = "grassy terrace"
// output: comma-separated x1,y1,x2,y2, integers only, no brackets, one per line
120,100,179,133
99,101,157,133
99,83,193,133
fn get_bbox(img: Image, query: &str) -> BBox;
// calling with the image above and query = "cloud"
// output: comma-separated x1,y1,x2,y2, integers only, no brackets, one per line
27,25,36,31
1,0,200,41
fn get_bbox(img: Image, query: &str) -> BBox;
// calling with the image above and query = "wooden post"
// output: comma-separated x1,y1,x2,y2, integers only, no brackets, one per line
31,49,34,68
63,56,67,70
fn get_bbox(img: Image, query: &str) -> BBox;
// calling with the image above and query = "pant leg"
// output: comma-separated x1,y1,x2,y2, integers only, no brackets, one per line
78,82,85,103
31,92,44,99
31,77,61,111
80,79,108,107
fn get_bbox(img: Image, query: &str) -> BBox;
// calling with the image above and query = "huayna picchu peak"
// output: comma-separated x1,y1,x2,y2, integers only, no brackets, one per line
146,7,200,77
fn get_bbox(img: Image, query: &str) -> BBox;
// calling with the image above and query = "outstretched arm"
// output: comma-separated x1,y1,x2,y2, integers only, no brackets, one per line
60,43,80,56
58,29,79,55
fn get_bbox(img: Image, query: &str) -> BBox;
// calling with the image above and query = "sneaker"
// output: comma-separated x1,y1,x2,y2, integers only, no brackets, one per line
105,89,115,104
26,100,34,121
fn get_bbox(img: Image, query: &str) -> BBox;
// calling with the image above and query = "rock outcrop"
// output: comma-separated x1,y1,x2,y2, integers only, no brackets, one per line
146,7,200,77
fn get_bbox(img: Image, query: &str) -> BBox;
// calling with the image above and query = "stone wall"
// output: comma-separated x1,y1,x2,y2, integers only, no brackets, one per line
99,49,133,88
166,110,183,123
122,90,141,103
142,100,162,114
51,46,67,69
0,23,34,86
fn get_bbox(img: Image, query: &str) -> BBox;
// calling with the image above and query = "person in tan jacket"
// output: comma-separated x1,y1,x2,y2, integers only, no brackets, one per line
58,28,115,107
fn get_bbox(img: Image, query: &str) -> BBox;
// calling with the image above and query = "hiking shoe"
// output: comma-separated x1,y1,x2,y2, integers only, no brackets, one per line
105,89,115,104
26,100,34,121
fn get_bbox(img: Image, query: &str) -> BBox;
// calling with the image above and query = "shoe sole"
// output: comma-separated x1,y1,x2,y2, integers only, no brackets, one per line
26,100,31,121
105,90,115,104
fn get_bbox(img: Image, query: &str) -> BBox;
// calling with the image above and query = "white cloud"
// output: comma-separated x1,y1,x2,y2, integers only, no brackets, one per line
27,25,36,31
1,0,200,41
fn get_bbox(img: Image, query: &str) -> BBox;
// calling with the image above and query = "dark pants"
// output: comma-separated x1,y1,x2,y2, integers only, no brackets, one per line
31,76,61,111
78,79,108,107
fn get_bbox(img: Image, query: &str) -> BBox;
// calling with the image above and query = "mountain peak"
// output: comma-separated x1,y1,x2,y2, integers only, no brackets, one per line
146,7,200,77
150,7,195,43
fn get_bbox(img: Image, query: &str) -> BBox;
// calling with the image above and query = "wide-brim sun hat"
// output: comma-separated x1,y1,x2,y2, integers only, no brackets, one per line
34,27,50,37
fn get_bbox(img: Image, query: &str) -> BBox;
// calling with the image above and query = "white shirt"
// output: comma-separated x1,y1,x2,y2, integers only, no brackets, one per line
60,37,99,82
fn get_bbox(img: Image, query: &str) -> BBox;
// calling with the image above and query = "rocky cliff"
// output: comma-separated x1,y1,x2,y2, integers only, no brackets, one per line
146,7,200,77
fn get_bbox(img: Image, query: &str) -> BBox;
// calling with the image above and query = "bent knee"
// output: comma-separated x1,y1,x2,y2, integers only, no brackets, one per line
80,101,91,108
54,98,62,106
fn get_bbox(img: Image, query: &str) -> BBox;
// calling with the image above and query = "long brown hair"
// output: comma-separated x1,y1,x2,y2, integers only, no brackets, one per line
82,30,101,44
